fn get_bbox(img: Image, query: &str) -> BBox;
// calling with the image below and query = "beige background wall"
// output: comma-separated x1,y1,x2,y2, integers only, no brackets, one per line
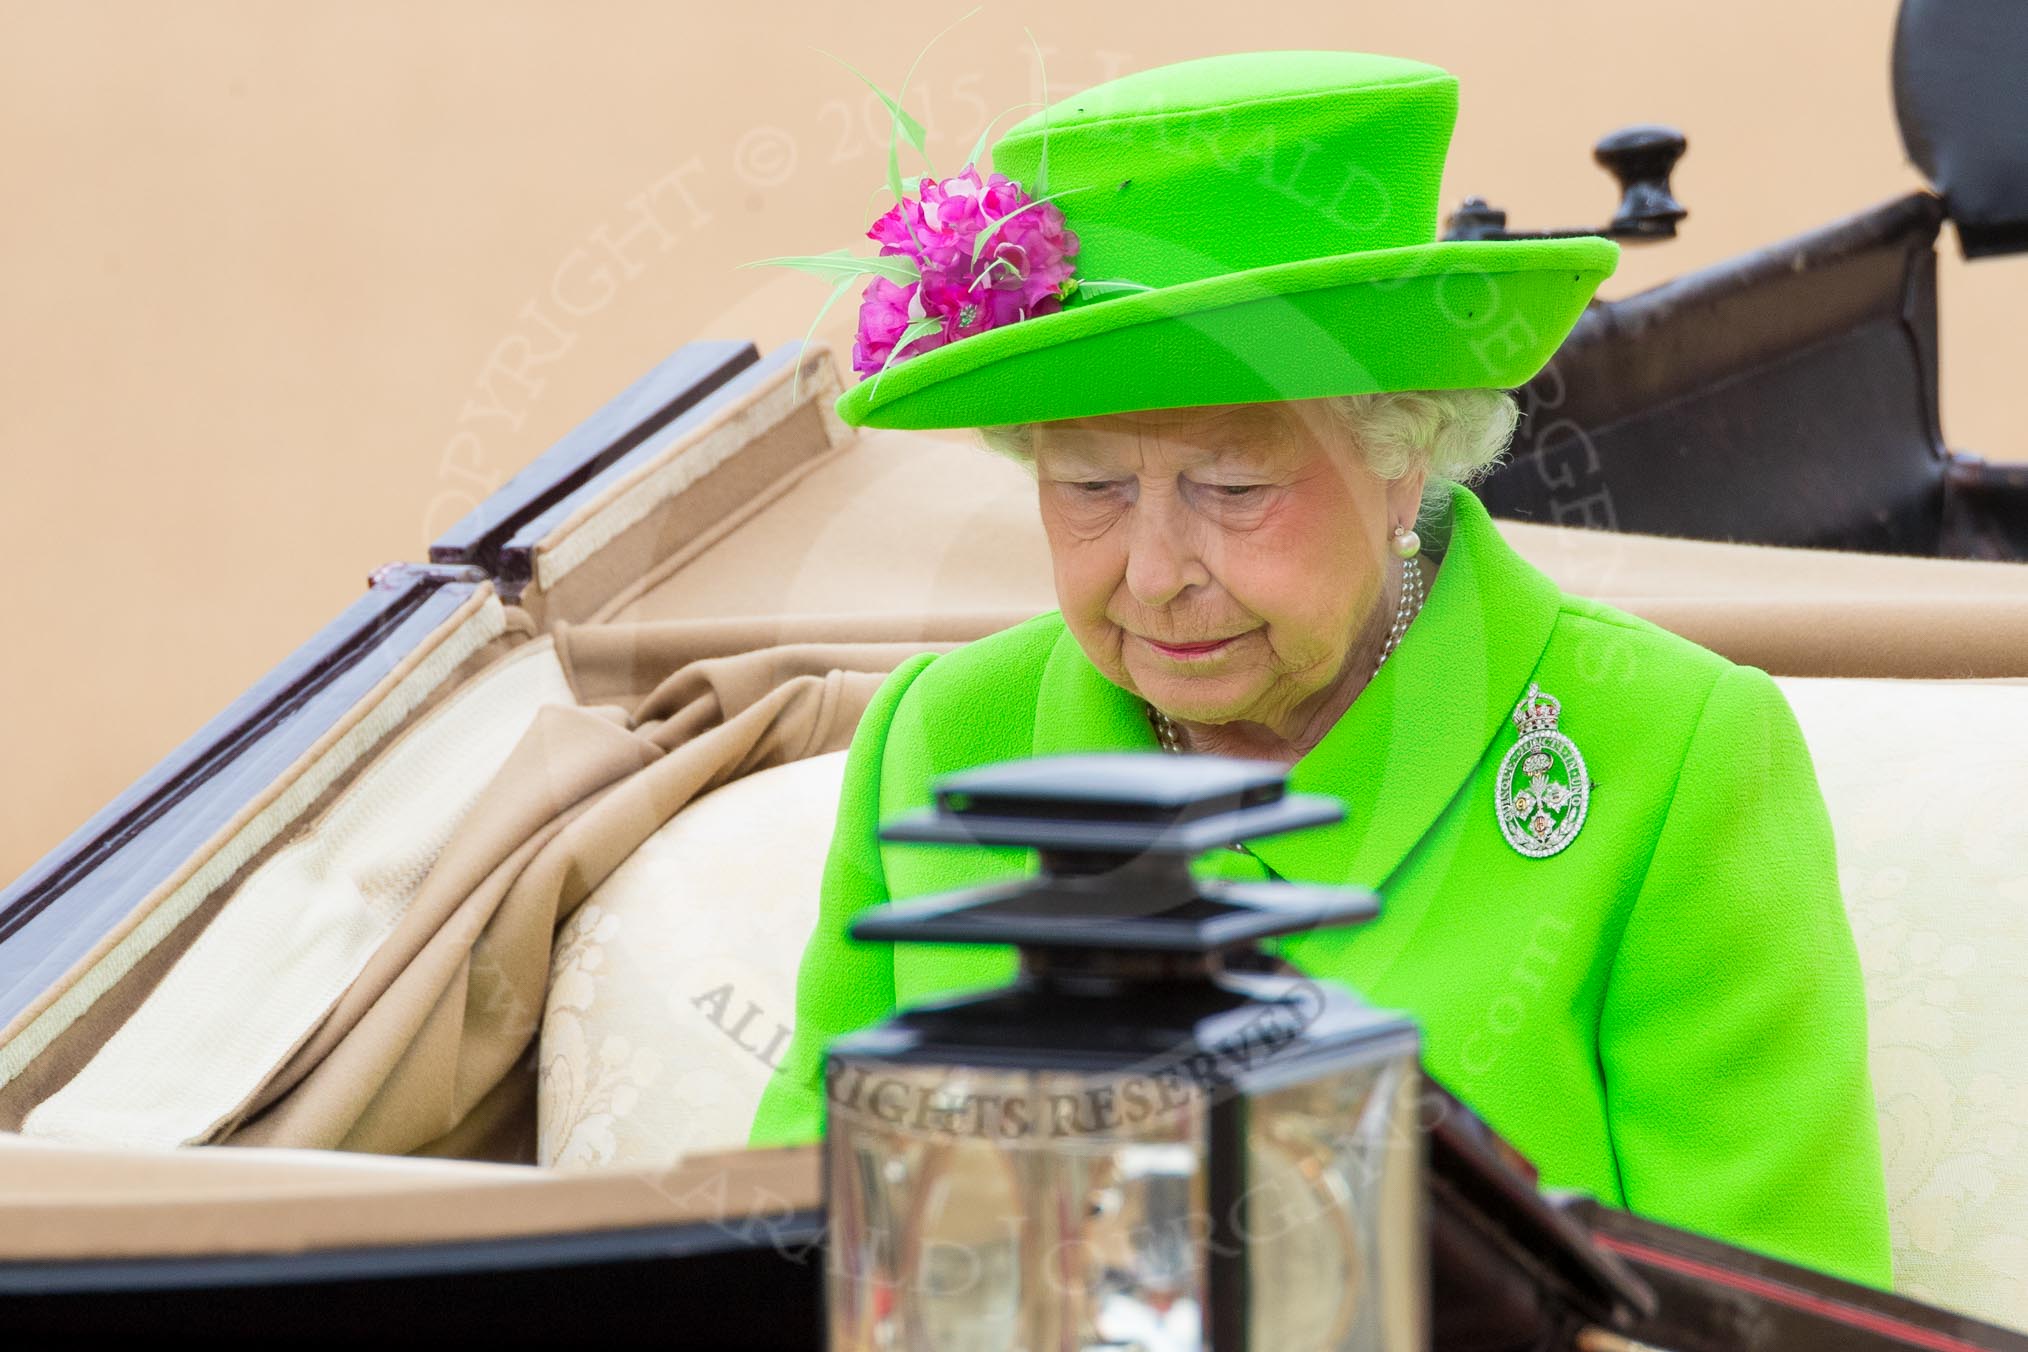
2,0,2022,886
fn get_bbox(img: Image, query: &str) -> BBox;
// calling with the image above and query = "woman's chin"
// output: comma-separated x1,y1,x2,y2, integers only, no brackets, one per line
1129,669,1258,727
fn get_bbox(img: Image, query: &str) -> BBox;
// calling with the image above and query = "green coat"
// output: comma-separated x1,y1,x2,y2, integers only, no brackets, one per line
749,482,1893,1292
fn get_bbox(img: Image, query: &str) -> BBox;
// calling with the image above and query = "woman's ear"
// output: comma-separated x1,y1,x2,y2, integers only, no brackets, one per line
1389,466,1431,530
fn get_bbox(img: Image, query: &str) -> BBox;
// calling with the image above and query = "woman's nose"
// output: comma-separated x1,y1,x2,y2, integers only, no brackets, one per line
1123,492,1212,606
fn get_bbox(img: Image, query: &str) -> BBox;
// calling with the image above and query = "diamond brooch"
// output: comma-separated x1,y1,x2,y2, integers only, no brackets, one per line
1494,683,1590,859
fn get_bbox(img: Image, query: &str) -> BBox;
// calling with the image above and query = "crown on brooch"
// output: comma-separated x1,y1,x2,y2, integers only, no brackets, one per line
1512,683,1562,735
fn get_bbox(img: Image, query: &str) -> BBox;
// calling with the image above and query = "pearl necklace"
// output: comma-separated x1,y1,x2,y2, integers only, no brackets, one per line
1148,555,1425,755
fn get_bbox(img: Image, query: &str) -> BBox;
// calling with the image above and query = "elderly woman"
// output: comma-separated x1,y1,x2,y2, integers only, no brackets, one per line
747,50,1892,1291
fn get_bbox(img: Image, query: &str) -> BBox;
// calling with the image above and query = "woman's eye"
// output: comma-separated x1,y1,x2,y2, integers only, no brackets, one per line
1207,483,1265,498
1070,480,1119,496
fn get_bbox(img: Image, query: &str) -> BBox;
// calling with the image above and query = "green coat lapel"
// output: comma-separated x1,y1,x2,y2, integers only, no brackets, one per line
1029,626,1165,756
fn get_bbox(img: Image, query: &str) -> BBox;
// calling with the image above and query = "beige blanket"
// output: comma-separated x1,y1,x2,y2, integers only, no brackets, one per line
217,613,1016,1158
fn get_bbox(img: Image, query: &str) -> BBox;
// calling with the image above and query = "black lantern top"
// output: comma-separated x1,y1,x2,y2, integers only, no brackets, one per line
855,753,1379,965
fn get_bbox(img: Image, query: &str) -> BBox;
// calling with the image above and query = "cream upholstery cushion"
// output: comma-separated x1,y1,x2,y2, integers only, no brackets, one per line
539,752,845,1170
1776,678,2028,1331
540,681,2028,1331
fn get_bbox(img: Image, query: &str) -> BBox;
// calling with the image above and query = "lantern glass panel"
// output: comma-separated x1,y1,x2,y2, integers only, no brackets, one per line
1247,1051,1425,1352
826,1059,1211,1352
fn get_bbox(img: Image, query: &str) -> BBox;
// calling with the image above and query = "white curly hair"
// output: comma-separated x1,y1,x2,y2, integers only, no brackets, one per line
972,390,1519,523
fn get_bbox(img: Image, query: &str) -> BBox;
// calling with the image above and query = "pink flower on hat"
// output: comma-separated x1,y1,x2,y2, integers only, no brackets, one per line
850,163,1080,378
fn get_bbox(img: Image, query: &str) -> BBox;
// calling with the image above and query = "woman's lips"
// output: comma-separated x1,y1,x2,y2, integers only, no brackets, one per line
1141,634,1237,660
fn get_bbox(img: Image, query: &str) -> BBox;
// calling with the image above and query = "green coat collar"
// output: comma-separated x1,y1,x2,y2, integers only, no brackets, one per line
1027,482,1564,895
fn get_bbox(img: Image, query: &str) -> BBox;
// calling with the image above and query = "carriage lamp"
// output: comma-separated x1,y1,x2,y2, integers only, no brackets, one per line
823,754,1426,1352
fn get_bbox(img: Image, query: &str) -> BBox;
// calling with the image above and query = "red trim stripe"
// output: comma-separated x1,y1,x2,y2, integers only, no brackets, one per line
1593,1234,1995,1352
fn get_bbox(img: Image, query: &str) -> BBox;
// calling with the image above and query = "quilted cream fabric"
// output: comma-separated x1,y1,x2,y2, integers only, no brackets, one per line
1777,677,2028,1332
538,752,845,1170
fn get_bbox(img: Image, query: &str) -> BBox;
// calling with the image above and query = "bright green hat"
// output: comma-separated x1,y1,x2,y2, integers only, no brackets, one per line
833,49,1618,430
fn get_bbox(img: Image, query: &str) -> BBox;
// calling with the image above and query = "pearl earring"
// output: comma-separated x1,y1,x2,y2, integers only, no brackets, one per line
1391,523,1421,559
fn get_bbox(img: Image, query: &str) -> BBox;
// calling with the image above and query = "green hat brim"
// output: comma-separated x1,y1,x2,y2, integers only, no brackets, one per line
836,235,1618,430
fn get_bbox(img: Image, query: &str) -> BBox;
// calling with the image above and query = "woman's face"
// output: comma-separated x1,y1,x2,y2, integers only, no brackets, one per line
1033,400,1425,739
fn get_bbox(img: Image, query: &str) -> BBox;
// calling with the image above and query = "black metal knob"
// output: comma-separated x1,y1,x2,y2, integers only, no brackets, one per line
1445,194,1510,243
1594,125,1688,238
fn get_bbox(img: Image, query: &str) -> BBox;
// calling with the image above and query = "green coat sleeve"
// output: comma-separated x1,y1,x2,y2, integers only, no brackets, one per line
747,653,937,1148
1598,663,1893,1290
